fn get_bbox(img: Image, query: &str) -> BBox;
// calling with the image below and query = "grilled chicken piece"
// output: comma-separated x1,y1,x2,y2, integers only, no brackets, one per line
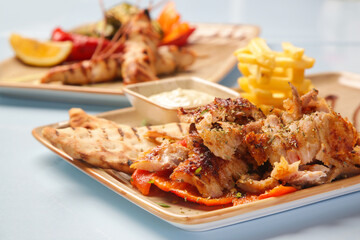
169,126,248,198
131,142,189,172
142,123,190,144
178,97,265,124
243,88,360,187
282,86,330,124
170,143,248,198
178,98,265,162
270,157,328,186
246,111,358,167
236,175,279,194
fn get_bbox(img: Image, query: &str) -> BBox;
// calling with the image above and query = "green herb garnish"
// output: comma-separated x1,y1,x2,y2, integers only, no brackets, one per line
200,109,209,115
236,192,242,198
157,202,171,208
141,119,149,126
148,179,154,184
195,167,202,175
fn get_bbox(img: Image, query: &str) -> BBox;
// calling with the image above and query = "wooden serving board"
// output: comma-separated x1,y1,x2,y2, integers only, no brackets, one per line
0,23,260,96
32,72,360,231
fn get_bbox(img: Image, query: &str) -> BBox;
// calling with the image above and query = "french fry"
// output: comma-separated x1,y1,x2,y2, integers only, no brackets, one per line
248,38,276,69
235,52,258,64
275,56,315,69
282,42,304,60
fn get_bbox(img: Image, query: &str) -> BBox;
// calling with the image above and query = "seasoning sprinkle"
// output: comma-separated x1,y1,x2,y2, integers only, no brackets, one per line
200,109,209,115
141,119,149,126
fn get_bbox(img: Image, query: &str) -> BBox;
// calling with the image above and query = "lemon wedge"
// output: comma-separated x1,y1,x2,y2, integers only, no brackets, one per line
9,33,73,67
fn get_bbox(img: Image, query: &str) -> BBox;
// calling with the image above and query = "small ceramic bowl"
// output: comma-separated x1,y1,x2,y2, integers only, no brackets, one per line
123,76,240,124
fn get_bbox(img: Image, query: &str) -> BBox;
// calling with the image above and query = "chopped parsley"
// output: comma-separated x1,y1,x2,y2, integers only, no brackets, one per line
195,167,202,175
156,202,171,208
141,119,149,126
267,136,275,144
148,179,154,184
200,109,209,115
236,192,242,198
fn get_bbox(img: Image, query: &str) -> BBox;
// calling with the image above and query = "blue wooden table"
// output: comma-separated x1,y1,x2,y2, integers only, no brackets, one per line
1,1,360,239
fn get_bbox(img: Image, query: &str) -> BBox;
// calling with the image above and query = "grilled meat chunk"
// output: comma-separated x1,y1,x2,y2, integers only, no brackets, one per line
131,142,189,172
170,133,248,198
178,97,265,162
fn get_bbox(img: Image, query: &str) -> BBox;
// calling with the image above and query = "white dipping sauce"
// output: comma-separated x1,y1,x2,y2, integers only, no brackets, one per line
149,88,215,108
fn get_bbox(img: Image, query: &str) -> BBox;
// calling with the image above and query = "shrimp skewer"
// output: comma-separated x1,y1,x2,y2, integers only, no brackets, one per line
41,7,196,85
120,9,160,84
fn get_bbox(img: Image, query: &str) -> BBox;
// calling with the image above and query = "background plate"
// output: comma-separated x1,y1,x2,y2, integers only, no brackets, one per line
0,23,259,105
32,72,360,231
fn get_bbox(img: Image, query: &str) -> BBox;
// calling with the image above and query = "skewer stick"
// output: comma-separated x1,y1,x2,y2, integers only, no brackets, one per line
2,73,45,83
149,0,168,11
91,0,107,60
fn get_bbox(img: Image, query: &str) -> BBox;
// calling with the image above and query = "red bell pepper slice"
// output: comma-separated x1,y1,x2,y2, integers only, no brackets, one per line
51,27,123,61
157,2,195,47
157,2,180,36
130,169,155,195
131,170,233,206
131,169,298,206
232,195,259,206
258,185,298,200
160,23,196,47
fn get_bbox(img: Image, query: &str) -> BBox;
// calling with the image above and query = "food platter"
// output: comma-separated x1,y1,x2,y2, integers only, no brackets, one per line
32,72,360,231
0,23,259,105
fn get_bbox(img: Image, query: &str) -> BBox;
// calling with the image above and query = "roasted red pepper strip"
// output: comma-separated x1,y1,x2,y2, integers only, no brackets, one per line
178,139,187,147
160,24,195,47
232,195,259,206
258,185,298,200
157,2,195,47
157,2,180,36
131,170,233,206
51,27,123,61
131,170,298,206
130,169,155,195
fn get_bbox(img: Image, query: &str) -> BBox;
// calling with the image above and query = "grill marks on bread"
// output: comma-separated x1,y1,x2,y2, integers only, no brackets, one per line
42,108,189,173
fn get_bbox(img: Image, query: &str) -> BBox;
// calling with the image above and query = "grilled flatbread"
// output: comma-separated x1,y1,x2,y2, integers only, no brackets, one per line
42,108,189,173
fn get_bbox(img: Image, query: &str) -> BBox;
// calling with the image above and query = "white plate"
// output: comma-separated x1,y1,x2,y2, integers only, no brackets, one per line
0,23,259,105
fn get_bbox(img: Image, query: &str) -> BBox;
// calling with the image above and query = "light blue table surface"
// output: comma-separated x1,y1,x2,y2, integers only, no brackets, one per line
1,0,360,239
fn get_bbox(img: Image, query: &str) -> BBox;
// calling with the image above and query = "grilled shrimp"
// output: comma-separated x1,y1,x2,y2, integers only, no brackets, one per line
120,9,160,84
41,8,196,85
41,55,123,84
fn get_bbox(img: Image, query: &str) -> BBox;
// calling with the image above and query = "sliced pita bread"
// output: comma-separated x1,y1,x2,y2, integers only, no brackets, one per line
42,108,189,173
